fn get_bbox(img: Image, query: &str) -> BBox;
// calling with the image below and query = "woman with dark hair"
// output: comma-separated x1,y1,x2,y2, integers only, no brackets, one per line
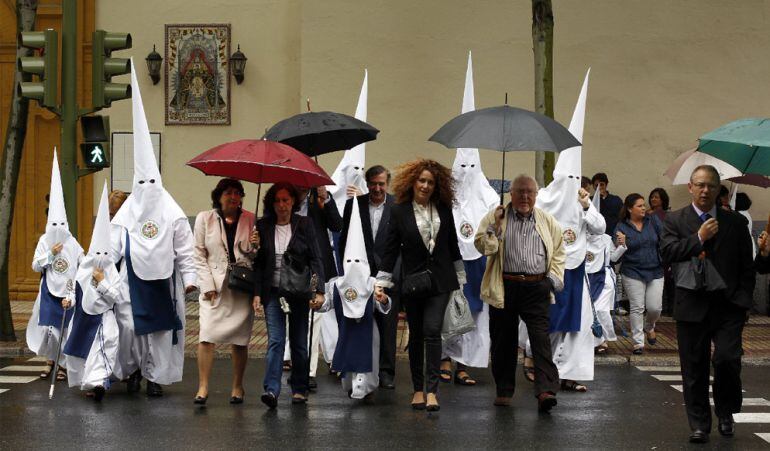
614,193,664,355
193,178,259,405
375,159,465,412
251,182,325,408
647,188,670,221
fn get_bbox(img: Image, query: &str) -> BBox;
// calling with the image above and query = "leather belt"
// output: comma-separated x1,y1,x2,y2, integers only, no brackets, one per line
503,272,546,282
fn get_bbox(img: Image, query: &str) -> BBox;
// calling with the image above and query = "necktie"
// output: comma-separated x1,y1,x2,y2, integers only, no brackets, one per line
700,212,712,222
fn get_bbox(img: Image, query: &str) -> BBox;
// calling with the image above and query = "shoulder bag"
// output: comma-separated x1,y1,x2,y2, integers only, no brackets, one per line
278,221,314,300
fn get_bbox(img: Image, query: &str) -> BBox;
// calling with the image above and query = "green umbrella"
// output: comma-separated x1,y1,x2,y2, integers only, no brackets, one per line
697,118,770,176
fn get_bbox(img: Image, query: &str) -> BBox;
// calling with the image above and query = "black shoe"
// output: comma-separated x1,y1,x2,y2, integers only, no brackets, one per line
689,429,709,443
193,395,208,405
718,415,735,437
308,377,318,390
379,372,395,390
261,391,277,409
146,381,163,397
126,371,142,393
93,386,106,402
426,403,440,412
537,392,557,414
229,396,244,405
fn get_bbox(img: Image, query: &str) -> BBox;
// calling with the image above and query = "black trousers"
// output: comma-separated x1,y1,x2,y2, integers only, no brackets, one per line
404,290,449,394
375,289,400,377
490,279,560,398
676,301,746,432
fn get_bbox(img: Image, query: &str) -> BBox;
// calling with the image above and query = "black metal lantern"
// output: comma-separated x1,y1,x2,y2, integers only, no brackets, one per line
145,45,162,85
230,44,247,84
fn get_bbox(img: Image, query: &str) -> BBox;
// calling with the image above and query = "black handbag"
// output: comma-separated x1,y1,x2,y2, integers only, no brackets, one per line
228,264,255,293
278,245,313,301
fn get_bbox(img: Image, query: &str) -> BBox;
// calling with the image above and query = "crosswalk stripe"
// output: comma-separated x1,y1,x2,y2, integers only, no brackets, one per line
652,374,712,382
670,385,744,393
756,433,770,443
1,365,49,372
0,375,39,384
635,366,680,372
711,398,770,407
734,413,770,423
0,389,8,394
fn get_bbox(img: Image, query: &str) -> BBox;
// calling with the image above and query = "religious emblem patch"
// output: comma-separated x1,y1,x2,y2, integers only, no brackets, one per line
141,220,160,240
563,228,577,246
52,257,69,274
586,251,595,263
91,277,99,288
343,287,358,302
459,221,474,239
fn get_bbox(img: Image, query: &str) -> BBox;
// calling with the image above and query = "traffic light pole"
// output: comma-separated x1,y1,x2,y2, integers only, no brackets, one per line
60,0,78,236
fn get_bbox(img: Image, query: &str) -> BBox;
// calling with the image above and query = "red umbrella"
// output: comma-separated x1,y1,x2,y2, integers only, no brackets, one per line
727,173,770,188
187,139,335,214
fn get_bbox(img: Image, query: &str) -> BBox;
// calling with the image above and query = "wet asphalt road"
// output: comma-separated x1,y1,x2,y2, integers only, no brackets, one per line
1,357,769,450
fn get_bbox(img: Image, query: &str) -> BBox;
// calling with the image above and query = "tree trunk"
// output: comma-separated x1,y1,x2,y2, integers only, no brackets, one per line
0,0,38,341
532,0,555,187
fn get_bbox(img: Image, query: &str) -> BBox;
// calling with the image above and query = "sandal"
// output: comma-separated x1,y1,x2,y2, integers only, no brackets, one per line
439,369,452,383
561,379,587,392
40,362,53,379
595,346,608,355
523,366,536,383
454,370,477,386
282,360,292,372
56,368,67,382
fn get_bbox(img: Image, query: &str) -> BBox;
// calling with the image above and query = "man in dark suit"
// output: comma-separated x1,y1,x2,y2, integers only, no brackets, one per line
340,165,400,389
660,165,755,444
296,185,343,388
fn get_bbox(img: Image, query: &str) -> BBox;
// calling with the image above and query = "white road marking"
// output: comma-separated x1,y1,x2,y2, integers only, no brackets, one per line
0,375,39,384
0,365,49,372
711,398,770,407
670,385,743,393
756,433,770,443
635,366,680,372
734,413,770,423
0,389,8,394
653,374,711,381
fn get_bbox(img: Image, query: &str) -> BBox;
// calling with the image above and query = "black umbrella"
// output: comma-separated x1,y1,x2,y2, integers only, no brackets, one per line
429,105,579,202
264,111,379,157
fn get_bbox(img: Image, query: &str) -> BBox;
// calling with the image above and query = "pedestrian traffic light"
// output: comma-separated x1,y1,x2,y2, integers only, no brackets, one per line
17,29,58,109
80,115,110,170
92,30,132,109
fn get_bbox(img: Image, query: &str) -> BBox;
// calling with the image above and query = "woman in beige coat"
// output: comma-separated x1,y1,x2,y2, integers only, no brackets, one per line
193,178,259,405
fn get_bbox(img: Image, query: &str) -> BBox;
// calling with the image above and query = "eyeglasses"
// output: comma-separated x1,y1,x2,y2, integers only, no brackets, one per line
692,182,718,190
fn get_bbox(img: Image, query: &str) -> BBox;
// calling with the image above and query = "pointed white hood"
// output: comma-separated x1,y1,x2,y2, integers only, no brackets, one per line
42,148,82,297
112,59,186,280
452,52,499,260
335,197,375,319
329,70,369,212
536,69,590,269
76,181,119,314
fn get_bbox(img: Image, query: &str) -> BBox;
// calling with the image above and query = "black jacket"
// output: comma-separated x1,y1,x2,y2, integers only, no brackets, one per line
340,193,396,277
302,189,343,282
380,201,462,294
660,205,755,322
757,253,770,275
252,214,325,300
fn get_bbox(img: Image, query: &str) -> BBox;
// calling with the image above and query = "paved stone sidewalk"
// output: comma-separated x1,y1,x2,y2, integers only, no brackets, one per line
4,300,770,365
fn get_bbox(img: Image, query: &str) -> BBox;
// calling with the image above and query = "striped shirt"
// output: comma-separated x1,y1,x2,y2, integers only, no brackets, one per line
502,208,547,274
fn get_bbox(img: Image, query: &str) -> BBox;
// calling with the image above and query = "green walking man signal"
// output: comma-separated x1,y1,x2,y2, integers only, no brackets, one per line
80,115,110,170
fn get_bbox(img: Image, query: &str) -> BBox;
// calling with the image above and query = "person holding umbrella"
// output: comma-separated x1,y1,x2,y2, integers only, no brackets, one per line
374,159,465,412
758,228,770,274
252,183,325,408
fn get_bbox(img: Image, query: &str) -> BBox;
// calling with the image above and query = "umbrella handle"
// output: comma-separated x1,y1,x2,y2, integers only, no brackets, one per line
255,183,262,219
499,151,506,205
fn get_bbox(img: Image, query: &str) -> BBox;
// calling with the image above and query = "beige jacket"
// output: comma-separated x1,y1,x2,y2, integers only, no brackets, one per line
193,209,256,296
474,205,565,309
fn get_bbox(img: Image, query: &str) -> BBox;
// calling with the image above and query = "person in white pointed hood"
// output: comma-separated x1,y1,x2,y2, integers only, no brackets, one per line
585,188,626,354
441,52,498,385
27,149,84,381
311,197,390,400
63,182,121,401
110,60,197,397
521,70,605,392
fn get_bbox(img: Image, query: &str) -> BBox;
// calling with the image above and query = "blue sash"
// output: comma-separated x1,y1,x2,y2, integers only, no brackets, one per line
63,283,100,359
549,262,585,333
587,267,607,303
331,289,374,374
38,273,74,329
125,233,182,344
463,257,486,313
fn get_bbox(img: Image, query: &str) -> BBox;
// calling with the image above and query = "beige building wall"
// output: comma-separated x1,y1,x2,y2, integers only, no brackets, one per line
97,0,770,223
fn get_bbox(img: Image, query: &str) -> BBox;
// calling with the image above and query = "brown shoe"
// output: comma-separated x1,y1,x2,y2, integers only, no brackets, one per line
493,396,512,407
537,392,557,413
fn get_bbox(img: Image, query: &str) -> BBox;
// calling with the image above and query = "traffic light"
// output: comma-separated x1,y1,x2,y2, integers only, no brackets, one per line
80,115,110,170
17,29,58,109
92,30,132,108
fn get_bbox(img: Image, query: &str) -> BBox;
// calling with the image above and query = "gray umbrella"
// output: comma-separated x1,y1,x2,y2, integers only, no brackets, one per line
429,105,579,202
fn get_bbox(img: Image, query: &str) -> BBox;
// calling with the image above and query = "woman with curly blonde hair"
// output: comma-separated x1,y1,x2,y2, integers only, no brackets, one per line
374,158,465,413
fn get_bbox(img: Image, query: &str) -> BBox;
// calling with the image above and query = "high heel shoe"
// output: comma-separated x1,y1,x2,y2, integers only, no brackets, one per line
193,395,208,405
230,394,244,404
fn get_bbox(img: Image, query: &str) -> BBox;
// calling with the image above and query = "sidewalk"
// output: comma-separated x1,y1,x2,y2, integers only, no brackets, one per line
4,300,770,365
